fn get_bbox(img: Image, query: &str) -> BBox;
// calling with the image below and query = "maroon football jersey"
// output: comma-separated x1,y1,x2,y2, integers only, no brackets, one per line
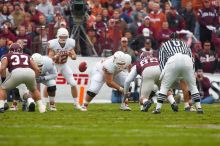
2,53,31,72
135,57,159,75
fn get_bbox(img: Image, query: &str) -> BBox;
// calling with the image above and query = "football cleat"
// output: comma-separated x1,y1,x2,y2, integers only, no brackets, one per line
152,108,161,114
28,102,35,112
49,104,57,111
197,108,204,114
0,108,4,113
171,102,178,112
4,103,9,111
120,103,131,111
38,104,46,113
184,106,196,112
141,99,152,112
74,103,87,111
9,105,18,111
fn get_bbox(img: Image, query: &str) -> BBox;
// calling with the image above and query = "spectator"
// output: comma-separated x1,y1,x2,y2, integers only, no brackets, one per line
33,25,48,54
102,8,110,24
157,21,172,47
91,0,103,16
16,25,32,54
167,7,186,32
118,37,136,62
198,0,219,43
36,0,54,22
1,5,14,27
11,2,25,28
130,1,146,21
28,4,43,24
148,2,167,36
180,1,196,33
140,38,158,58
137,16,155,38
0,36,8,58
128,12,143,37
196,69,215,104
0,25,16,42
195,40,218,73
21,12,36,31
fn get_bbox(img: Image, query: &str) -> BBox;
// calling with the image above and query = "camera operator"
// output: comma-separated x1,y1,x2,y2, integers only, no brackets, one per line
196,69,215,104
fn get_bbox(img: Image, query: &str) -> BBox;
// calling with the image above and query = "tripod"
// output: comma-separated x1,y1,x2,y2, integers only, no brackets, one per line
70,22,98,56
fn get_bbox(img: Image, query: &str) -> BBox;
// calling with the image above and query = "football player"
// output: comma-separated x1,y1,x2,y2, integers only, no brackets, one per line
0,43,46,113
31,53,58,111
124,51,178,112
82,51,132,111
47,28,85,111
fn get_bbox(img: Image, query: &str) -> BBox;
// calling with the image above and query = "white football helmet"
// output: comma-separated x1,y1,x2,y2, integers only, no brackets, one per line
56,28,69,44
32,53,43,67
113,51,126,70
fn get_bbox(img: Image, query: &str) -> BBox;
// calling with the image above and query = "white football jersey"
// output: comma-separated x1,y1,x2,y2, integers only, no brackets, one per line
41,56,57,80
96,56,125,75
48,38,75,64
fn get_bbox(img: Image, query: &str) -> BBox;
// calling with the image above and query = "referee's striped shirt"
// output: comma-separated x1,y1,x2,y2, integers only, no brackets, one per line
159,39,192,70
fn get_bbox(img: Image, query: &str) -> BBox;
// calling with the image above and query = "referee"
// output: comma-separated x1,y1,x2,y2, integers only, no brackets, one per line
153,32,203,114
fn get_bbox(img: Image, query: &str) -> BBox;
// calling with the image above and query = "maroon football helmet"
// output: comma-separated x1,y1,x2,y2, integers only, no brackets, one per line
9,43,23,53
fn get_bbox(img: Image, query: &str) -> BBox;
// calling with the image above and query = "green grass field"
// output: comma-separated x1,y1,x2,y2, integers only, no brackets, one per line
0,103,220,146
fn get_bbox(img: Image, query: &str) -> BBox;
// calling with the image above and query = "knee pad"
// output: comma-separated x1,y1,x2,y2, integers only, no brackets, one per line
47,86,56,92
87,91,96,98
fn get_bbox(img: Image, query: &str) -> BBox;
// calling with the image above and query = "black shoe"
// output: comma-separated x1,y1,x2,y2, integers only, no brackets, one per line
197,108,204,114
0,108,4,113
152,108,161,114
4,103,9,111
28,102,35,112
171,102,178,112
141,100,152,112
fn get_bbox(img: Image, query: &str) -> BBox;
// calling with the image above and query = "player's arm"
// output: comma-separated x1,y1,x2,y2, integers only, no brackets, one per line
68,48,76,60
30,59,40,76
0,58,8,78
124,65,138,94
48,48,59,61
103,68,123,93
44,65,57,81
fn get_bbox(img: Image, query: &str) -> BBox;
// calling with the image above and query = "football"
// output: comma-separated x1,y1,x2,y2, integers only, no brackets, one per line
78,61,87,72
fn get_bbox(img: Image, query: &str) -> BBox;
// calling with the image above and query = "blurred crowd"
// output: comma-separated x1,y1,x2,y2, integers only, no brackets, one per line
0,0,220,73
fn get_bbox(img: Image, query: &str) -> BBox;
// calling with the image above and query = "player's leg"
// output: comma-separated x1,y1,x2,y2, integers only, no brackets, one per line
153,61,180,114
16,84,35,112
140,66,160,112
44,80,57,111
0,71,21,113
60,64,81,109
24,68,46,113
83,70,105,110
181,56,203,114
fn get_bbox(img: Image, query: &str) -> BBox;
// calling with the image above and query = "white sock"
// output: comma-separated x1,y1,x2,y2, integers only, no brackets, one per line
0,100,4,108
156,102,163,110
142,98,148,104
195,102,201,109
37,100,44,107
73,97,78,105
167,95,175,104
184,102,190,108
49,96,55,103
27,98,35,105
